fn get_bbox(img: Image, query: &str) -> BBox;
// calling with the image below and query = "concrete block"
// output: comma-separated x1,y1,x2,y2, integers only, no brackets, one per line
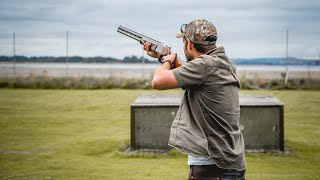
131,94,284,152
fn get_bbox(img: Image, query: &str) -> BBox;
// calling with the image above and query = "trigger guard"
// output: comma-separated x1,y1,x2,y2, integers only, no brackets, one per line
158,55,163,63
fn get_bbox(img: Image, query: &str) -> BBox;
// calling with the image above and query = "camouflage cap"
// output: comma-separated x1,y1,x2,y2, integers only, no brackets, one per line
176,19,217,45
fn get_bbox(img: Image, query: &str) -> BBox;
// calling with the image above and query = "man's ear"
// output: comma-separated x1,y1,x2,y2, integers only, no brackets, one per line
187,39,193,51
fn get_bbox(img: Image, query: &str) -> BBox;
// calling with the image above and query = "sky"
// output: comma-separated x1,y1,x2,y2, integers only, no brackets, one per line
0,0,319,60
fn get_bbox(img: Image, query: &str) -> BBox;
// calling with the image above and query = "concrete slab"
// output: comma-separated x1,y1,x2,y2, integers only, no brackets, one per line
131,93,284,152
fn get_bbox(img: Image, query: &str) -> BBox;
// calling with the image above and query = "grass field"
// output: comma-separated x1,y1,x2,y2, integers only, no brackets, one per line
0,89,319,179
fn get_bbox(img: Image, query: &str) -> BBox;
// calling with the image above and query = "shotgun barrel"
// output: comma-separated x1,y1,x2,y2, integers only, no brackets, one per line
117,25,185,68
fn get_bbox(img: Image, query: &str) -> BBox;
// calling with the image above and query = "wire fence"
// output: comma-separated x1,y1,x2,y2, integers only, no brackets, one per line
0,30,319,81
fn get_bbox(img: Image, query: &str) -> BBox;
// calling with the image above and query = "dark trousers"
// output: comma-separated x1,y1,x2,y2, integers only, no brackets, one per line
188,165,245,180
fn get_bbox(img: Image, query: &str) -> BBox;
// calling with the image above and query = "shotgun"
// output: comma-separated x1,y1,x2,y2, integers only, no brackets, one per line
117,25,185,68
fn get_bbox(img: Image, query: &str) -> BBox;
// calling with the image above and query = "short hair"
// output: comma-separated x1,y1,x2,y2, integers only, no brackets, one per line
193,35,216,53
184,36,216,54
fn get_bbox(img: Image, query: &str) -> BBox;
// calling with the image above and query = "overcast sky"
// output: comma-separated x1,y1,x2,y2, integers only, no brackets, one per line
0,0,319,59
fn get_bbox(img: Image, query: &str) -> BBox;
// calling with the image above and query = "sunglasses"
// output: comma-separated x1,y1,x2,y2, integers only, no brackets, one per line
180,24,187,33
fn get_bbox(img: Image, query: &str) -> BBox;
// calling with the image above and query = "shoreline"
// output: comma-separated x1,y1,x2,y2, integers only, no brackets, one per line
0,62,319,80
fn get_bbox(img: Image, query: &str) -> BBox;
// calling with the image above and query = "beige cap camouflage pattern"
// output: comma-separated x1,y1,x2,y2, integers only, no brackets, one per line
176,19,217,45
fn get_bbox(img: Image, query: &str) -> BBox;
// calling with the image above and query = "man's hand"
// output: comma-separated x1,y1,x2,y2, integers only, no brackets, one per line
162,53,177,64
143,42,160,58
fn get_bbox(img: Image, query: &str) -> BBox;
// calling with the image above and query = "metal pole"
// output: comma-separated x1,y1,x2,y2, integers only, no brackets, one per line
66,30,69,78
284,29,289,84
142,48,145,79
13,32,16,80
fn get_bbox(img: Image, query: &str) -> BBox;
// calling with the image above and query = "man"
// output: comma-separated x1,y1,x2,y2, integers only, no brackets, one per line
143,19,246,180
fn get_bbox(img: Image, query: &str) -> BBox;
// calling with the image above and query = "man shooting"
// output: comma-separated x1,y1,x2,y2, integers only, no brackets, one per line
143,19,246,180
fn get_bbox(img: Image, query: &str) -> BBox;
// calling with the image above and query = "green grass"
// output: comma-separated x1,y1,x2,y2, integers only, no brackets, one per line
1,76,320,90
0,89,319,179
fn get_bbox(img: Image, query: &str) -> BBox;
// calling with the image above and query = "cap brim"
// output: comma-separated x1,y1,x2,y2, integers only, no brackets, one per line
176,32,184,38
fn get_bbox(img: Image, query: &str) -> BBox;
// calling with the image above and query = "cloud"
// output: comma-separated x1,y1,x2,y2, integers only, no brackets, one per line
0,0,319,59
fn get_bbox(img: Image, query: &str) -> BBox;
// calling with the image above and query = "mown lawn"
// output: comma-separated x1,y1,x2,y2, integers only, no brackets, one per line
0,89,319,179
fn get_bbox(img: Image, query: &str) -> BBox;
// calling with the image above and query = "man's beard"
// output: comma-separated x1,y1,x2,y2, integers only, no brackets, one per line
184,47,193,62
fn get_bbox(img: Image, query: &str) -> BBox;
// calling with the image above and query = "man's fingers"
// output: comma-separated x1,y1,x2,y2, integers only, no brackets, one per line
162,53,178,63
143,42,161,58
143,43,148,51
143,42,152,51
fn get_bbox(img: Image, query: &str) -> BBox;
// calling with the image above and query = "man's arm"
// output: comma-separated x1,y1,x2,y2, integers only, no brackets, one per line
152,58,179,90
143,42,180,90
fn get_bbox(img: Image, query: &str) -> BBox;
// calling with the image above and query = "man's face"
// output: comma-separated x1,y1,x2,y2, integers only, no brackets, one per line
183,38,193,61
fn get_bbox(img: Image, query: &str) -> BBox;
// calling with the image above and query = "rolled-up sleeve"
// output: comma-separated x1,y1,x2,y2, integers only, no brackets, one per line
172,57,207,90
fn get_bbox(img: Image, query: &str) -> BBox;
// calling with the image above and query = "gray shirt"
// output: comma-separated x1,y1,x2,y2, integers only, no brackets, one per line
169,46,246,171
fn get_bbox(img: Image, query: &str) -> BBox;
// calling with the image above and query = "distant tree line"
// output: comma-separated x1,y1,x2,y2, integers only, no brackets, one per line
1,55,319,65
0,55,156,63
233,57,320,66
